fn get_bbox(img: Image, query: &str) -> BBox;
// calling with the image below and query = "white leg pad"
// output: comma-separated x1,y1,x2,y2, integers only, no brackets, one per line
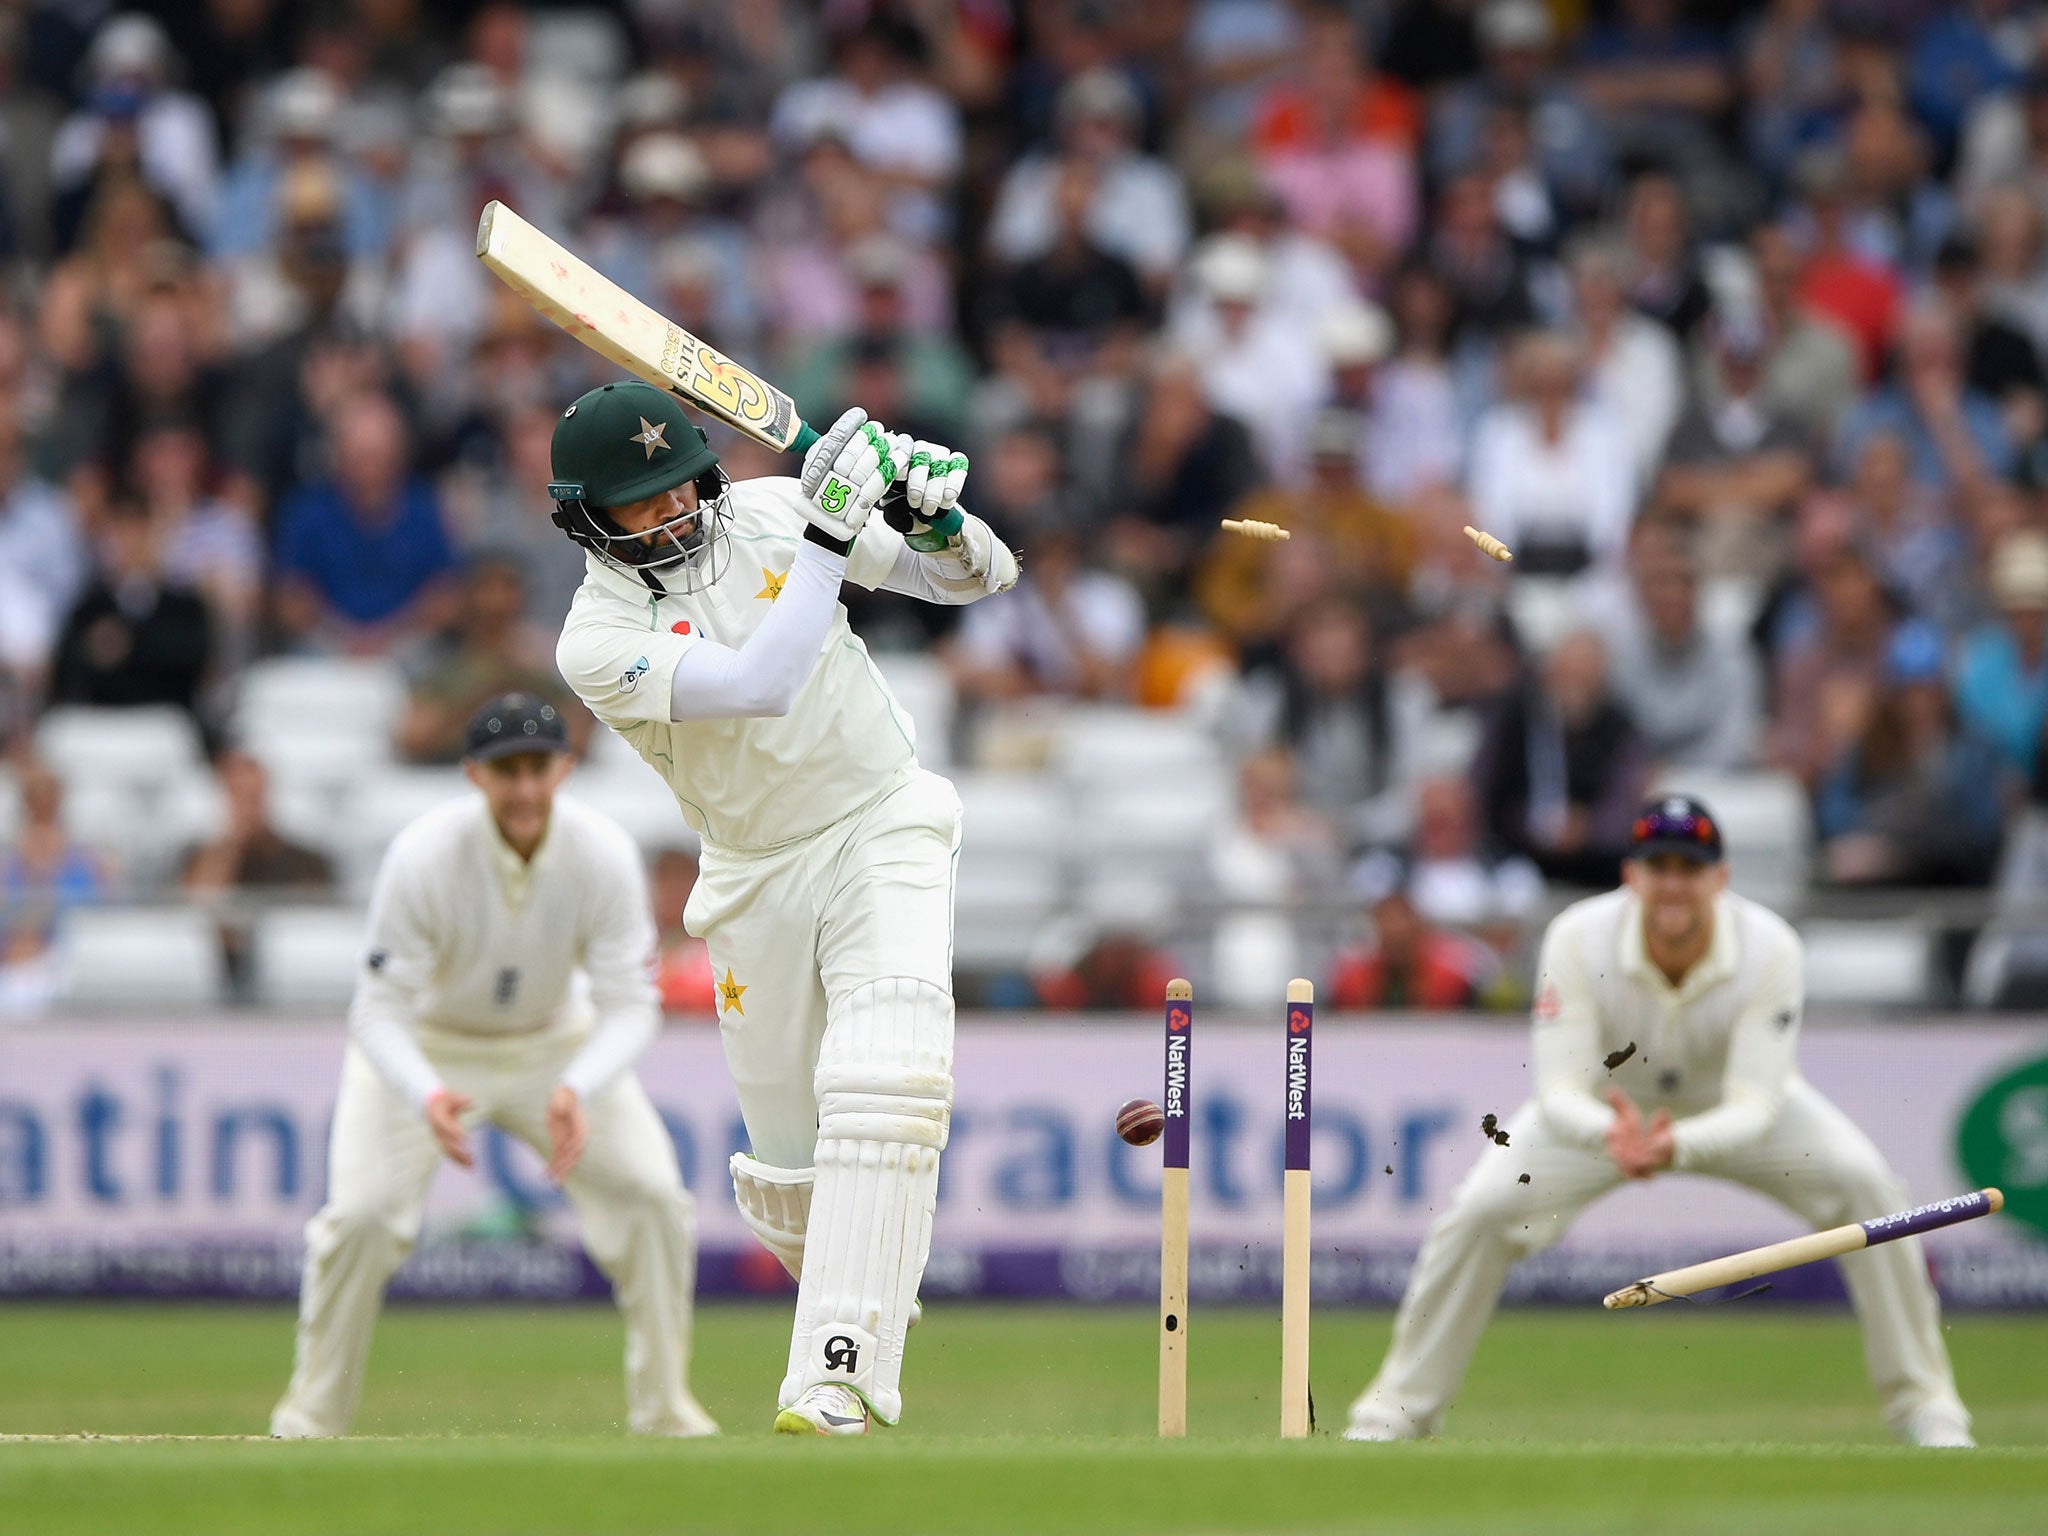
780,977,953,1425
731,1152,813,1280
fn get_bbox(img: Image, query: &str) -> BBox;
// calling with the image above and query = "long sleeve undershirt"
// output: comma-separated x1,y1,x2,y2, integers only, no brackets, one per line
666,532,998,721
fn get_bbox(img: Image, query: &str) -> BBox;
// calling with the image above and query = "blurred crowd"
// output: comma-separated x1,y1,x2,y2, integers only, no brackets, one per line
6,0,2048,1012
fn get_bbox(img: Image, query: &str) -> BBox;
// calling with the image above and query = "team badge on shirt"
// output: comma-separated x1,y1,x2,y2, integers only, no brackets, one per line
717,967,748,1015
755,567,786,602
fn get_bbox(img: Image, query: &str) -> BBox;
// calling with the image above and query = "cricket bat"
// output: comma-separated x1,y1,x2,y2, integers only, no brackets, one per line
476,199,821,456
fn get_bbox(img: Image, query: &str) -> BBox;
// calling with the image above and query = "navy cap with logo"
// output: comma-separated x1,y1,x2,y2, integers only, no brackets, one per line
463,692,570,762
1628,794,1724,864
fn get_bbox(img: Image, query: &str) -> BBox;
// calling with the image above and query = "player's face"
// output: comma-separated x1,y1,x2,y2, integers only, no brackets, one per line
607,481,700,543
1626,855,1727,945
466,751,572,851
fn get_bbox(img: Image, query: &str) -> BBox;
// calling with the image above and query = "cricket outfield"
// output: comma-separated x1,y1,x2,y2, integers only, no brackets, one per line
2,1304,2045,1534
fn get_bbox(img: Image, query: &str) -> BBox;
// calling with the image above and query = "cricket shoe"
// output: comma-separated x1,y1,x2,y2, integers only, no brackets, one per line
774,1384,869,1437
1904,1405,1975,1448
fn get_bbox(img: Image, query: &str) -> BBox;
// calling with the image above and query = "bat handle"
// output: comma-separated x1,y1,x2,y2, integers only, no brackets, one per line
792,420,820,456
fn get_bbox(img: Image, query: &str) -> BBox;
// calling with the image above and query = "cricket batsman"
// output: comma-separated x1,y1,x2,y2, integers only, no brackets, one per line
548,382,1017,1434
1345,796,1976,1448
272,693,714,1438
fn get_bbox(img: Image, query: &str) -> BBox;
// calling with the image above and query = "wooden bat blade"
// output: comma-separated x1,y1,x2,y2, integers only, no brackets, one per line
1603,1188,2004,1309
475,200,807,453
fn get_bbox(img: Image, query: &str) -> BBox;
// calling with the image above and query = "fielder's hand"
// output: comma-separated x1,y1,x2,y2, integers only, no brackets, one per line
1604,1089,1675,1179
425,1087,475,1169
799,407,896,544
545,1084,588,1183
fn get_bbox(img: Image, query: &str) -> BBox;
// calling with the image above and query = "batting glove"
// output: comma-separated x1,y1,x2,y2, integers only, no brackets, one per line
902,439,969,521
798,409,896,544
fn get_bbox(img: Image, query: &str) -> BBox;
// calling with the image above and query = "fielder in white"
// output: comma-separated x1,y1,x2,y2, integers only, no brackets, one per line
546,380,1016,1434
272,692,713,1438
1346,795,1976,1448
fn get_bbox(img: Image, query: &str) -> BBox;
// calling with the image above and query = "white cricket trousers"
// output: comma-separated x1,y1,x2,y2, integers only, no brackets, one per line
1350,1079,1967,1437
271,1023,708,1437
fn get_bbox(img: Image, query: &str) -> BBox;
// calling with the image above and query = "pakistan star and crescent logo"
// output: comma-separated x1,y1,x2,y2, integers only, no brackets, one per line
717,968,748,1015
755,566,786,602
630,417,671,458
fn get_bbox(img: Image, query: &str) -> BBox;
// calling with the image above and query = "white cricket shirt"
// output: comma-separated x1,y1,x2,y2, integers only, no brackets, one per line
555,475,921,852
1529,886,1805,1169
350,793,661,1108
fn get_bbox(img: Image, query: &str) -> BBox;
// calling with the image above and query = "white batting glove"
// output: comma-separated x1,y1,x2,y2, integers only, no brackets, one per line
902,438,969,520
798,408,896,543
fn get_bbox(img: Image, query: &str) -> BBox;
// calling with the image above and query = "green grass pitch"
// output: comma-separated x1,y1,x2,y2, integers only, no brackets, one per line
3,1303,2045,1534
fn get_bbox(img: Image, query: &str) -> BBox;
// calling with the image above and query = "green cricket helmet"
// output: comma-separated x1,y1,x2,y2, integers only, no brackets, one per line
548,380,730,590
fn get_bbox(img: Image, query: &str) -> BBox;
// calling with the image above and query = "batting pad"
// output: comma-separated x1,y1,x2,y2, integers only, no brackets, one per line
781,976,953,1425
730,1153,813,1280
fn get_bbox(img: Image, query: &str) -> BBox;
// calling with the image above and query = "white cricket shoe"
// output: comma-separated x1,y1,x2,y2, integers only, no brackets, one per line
1904,1405,1975,1448
1342,1404,1428,1442
774,1384,870,1437
639,1396,721,1438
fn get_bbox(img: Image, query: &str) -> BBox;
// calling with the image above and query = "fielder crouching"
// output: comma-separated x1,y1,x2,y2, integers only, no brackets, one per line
271,694,714,1439
1346,796,1974,1448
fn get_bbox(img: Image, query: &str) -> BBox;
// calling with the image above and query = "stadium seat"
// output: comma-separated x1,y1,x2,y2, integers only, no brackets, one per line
953,771,1068,859
1050,706,1221,788
1068,770,1232,879
874,653,956,769
1800,920,1935,1008
562,771,693,853
1648,767,1812,903
234,657,407,736
250,907,366,1009
334,767,472,896
35,706,206,790
56,907,225,1009
952,856,1062,973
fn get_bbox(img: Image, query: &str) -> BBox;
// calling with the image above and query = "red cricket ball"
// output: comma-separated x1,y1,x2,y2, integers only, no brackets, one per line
1116,1097,1166,1147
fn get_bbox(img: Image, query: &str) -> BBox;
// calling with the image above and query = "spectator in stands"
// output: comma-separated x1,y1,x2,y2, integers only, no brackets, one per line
1837,430,1976,634
1907,0,2026,167
1576,0,1733,191
273,391,460,654
439,401,588,635
785,235,974,444
1955,530,2048,780
1767,541,1912,786
0,393,87,712
394,556,575,764
0,763,112,1014
1748,219,1860,448
180,749,335,997
769,18,962,244
1570,232,1684,484
982,159,1150,425
1430,0,1609,220
1932,230,2048,457
130,417,261,664
1790,146,1903,383
1475,631,1651,887
1616,169,1715,343
1839,298,2016,496
987,68,1189,290
1248,3,1420,282
211,67,389,265
1355,774,1544,931
1653,307,1816,572
585,133,759,350
1238,597,1432,849
49,14,221,249
1599,525,1762,769
1467,330,1637,575
1195,748,1346,1009
1332,884,1503,1009
1108,353,1265,597
650,847,715,1017
1034,926,1183,1011
1198,412,1415,649
49,495,214,719
1739,0,1850,183
949,521,1145,707
1424,170,1540,341
1168,233,1327,478
1816,623,2006,886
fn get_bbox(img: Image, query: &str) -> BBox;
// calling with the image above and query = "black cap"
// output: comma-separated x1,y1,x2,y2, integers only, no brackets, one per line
1628,794,1724,864
463,692,570,762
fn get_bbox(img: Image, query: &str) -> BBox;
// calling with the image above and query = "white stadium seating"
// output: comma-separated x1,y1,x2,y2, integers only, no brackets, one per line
250,908,367,1010
57,908,224,1009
